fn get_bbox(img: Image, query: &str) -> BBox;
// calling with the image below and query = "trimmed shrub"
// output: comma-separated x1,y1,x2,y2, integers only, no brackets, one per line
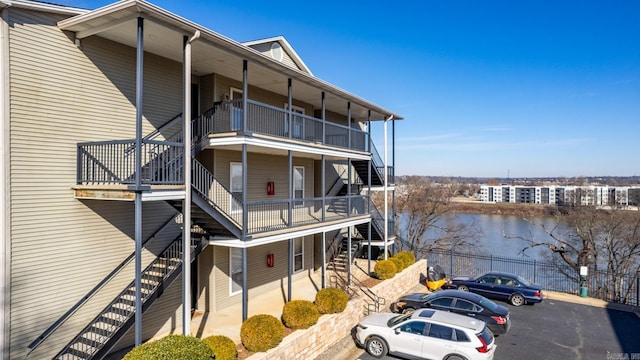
390,256,406,272
315,287,349,314
203,335,237,360
123,335,213,360
374,259,397,280
240,314,284,352
396,251,416,269
282,299,321,329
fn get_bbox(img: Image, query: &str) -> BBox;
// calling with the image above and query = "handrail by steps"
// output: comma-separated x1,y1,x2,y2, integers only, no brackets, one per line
27,214,180,354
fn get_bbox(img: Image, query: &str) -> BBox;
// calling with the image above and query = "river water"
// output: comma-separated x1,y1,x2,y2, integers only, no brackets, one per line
425,213,569,261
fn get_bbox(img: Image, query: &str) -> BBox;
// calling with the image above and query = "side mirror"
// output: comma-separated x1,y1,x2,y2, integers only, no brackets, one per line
395,329,401,335
423,302,432,308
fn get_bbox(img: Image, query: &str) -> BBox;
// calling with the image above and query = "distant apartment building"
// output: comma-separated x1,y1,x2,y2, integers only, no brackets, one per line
480,185,640,207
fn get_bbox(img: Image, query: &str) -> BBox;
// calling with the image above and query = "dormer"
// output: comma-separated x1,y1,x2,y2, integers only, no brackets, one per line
243,36,313,75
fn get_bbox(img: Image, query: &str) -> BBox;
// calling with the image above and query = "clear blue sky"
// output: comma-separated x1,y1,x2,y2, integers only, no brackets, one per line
55,0,640,178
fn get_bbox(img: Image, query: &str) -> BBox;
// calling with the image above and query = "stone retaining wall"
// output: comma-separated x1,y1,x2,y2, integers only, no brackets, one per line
248,259,426,360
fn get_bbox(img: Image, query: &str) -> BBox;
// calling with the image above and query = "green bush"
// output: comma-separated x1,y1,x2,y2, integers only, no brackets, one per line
374,259,397,280
203,335,237,360
123,335,213,360
396,251,416,268
390,256,406,272
315,287,349,314
282,299,321,329
240,314,284,352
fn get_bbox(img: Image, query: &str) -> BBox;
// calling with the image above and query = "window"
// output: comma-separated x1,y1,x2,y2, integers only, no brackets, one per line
427,323,454,341
429,297,454,308
230,163,242,213
399,321,426,335
478,276,497,284
454,329,470,342
293,166,304,206
293,237,303,272
230,248,243,295
453,299,476,311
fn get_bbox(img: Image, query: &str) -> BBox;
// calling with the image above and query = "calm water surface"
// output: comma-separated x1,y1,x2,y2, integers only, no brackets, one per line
430,213,569,260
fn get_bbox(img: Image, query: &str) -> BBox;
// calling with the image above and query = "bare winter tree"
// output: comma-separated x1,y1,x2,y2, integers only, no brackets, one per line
508,207,640,303
378,176,479,259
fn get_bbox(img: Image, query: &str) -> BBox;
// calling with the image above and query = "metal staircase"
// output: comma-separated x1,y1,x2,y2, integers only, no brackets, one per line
351,143,389,187
53,236,206,360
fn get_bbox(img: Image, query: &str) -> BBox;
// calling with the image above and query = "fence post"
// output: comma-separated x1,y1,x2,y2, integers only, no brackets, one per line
533,259,536,283
449,250,453,277
637,273,639,307
490,254,493,271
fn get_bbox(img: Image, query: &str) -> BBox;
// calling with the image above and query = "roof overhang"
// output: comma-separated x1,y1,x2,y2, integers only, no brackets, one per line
57,0,403,122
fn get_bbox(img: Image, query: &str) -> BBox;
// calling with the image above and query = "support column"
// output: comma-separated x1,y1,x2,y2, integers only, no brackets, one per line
321,232,326,289
347,231,352,286
367,110,372,274
242,144,248,238
287,78,292,139
321,155,325,221
242,247,248,321
288,150,292,226
347,158,352,216
383,117,388,260
347,102,351,150
242,60,248,132
288,238,293,301
182,30,200,336
321,92,325,143
133,16,144,346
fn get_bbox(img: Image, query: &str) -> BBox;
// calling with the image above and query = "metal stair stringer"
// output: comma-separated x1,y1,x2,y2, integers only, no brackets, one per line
53,237,207,360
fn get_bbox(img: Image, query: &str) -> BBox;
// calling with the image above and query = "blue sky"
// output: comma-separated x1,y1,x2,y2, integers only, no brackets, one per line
55,0,640,178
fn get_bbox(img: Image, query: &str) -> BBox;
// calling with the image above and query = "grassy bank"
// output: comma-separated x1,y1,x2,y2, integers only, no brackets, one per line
446,200,556,218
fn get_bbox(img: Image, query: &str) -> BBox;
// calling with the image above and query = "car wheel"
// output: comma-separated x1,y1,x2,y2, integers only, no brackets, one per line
457,285,469,292
366,336,388,358
401,307,414,314
444,355,468,360
510,294,525,306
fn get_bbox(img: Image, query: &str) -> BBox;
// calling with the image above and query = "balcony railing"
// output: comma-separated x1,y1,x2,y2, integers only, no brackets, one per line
246,195,368,235
77,139,184,185
202,99,370,153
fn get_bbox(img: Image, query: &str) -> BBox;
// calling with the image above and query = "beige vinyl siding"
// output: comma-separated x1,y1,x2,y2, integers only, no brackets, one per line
197,246,215,311
211,236,314,311
8,8,184,358
199,74,215,112
211,150,314,202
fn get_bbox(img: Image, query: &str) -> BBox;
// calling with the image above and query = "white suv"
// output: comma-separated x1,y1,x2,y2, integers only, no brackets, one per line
354,308,496,360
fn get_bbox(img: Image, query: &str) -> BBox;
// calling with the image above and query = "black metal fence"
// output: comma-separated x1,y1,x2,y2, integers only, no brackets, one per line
426,249,640,307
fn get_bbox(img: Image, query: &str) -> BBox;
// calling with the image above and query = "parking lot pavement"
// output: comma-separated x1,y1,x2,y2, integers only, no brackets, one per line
332,298,640,360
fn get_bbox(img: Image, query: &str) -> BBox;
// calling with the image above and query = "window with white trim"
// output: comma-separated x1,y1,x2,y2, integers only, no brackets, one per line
230,248,243,295
293,166,304,206
293,237,304,272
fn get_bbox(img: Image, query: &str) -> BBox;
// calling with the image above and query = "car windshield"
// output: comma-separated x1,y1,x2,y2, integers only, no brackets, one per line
477,296,499,312
516,275,531,286
388,313,412,327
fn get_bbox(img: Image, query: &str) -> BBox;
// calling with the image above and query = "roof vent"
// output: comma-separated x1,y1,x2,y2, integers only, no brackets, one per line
270,42,283,62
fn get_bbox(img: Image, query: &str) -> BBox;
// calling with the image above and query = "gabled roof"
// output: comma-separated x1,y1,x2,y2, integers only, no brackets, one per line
242,36,313,76
54,0,403,121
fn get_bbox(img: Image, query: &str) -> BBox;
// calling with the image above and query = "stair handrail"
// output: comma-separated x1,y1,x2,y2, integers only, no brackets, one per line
369,142,392,184
192,158,242,227
349,273,386,313
27,214,180,354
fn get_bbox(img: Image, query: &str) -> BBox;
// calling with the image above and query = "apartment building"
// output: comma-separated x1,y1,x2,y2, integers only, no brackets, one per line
0,1,402,358
480,185,639,206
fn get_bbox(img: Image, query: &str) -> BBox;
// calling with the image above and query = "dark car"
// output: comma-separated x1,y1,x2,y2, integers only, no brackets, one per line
391,289,511,335
447,270,543,306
